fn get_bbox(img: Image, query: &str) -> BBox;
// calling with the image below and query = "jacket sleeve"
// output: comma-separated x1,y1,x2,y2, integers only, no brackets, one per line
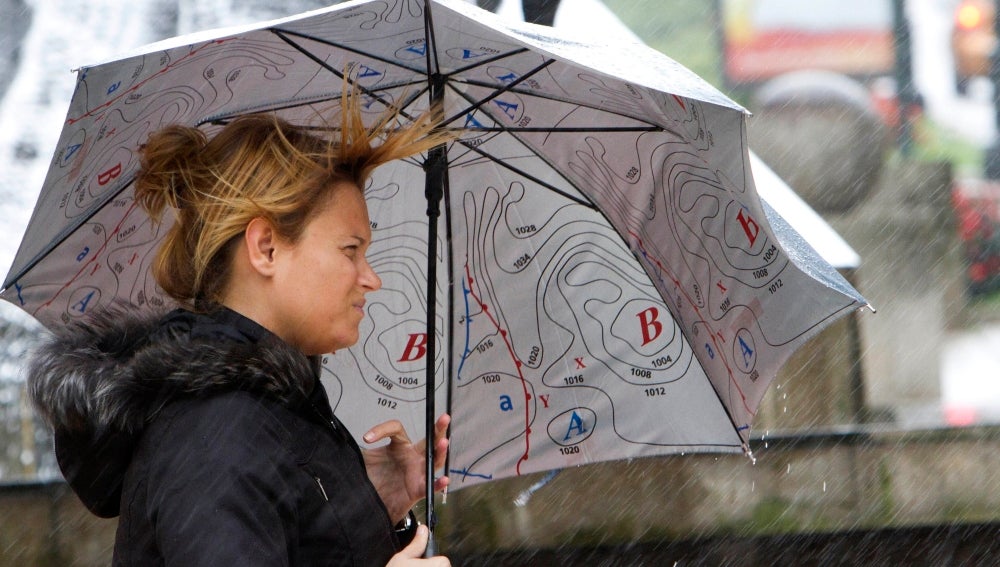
143,393,301,567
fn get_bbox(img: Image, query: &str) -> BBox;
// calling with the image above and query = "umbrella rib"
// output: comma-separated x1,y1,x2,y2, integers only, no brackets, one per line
628,228,757,442
270,25,532,111
260,31,668,137
273,14,540,88
455,76,675,132
452,139,597,209
270,29,411,118
2,175,138,293
443,47,532,77
201,81,440,128
268,25,549,127
442,77,664,210
271,28,427,76
423,0,441,77
439,58,557,129
439,63,677,141
447,126,662,133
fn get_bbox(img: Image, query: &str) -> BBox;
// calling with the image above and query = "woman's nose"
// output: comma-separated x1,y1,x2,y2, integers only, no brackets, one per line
360,258,382,292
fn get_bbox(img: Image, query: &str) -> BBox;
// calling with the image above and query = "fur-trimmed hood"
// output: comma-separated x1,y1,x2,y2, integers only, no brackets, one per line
27,306,318,517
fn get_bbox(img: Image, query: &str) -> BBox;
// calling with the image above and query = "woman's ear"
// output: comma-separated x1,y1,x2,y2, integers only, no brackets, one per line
244,217,278,277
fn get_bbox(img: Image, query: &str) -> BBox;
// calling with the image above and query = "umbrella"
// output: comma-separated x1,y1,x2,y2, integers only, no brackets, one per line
2,0,866,539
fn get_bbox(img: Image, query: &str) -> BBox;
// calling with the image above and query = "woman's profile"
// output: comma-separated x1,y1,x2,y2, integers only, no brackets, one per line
27,91,453,566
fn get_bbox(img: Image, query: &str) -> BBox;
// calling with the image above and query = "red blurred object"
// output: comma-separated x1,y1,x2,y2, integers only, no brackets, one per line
719,0,895,86
719,0,920,131
951,0,997,95
944,405,979,427
952,179,1000,294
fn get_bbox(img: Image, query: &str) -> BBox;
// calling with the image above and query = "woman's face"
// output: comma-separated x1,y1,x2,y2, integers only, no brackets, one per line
269,183,382,355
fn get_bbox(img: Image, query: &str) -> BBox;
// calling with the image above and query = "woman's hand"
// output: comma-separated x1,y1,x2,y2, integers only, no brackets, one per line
386,525,450,566
363,414,450,523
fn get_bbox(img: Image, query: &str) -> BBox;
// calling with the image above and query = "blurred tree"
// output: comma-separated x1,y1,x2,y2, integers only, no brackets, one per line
602,0,723,91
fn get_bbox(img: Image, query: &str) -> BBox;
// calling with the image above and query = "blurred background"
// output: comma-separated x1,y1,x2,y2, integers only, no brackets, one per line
2,0,999,564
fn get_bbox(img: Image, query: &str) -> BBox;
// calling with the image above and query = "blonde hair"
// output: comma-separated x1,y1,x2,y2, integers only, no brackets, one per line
135,93,448,306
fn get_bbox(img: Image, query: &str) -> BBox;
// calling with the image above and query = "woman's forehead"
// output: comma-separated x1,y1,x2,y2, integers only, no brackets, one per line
312,183,371,234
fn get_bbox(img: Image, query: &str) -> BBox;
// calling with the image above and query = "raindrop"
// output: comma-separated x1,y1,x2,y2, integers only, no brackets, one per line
14,141,37,160
823,481,827,492
513,469,559,507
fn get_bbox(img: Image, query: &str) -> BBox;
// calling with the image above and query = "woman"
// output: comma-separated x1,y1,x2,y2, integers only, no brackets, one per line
27,94,453,566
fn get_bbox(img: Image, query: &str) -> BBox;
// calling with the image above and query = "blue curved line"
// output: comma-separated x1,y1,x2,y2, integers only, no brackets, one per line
456,278,472,380
449,467,493,481
634,238,667,288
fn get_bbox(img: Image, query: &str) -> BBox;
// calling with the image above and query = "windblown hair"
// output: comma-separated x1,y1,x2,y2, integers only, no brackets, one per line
135,91,449,306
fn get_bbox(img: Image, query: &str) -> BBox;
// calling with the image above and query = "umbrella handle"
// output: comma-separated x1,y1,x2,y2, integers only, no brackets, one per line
423,531,438,558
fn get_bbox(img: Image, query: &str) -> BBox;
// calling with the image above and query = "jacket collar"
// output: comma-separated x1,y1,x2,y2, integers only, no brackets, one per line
27,305,320,517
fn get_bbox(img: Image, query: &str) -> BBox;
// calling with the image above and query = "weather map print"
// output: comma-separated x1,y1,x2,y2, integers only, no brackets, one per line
2,0,864,489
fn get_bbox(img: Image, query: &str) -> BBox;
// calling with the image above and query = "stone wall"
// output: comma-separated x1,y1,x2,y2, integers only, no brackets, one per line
0,481,115,567
2,426,998,564
438,425,1000,556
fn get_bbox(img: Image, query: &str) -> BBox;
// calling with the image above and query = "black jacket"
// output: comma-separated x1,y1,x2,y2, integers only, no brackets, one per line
28,307,404,566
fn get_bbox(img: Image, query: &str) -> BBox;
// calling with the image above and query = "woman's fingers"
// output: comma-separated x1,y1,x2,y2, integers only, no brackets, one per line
363,419,408,444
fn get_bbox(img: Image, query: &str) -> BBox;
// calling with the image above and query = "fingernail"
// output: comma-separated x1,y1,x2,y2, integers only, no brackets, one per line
363,432,375,442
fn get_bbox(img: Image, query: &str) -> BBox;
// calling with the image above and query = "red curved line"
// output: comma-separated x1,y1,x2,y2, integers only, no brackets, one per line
463,263,532,475
66,38,236,126
34,201,140,315
627,230,753,416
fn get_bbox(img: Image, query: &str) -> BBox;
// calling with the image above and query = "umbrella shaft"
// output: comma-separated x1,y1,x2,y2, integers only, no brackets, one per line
422,141,447,539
